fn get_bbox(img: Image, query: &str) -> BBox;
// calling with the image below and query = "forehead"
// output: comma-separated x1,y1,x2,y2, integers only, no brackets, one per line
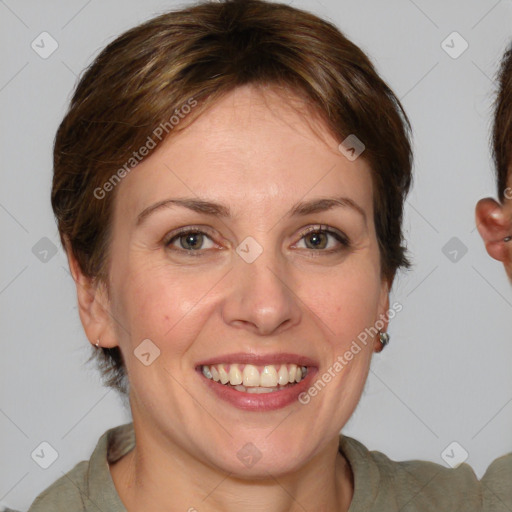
113,85,374,220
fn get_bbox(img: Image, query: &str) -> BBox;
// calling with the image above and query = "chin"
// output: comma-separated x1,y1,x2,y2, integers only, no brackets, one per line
193,426,321,479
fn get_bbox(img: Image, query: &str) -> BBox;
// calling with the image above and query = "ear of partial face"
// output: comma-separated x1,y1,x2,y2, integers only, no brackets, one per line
475,198,512,262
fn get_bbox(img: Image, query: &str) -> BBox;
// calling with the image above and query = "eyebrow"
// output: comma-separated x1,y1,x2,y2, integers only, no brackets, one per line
136,196,367,225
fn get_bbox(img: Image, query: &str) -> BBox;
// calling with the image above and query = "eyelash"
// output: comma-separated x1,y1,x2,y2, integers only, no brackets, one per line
164,225,350,257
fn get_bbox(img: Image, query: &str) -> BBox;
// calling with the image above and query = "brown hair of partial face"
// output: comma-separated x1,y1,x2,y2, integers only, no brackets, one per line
494,43,512,201
52,0,413,394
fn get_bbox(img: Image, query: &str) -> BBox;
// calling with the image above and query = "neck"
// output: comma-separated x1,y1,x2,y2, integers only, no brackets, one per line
110,423,353,512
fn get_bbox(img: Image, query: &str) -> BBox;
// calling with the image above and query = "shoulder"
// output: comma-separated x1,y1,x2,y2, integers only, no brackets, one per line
340,435,481,511
27,423,133,512
27,460,89,511
481,452,512,511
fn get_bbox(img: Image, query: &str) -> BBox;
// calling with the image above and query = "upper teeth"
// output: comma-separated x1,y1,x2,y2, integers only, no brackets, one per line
202,363,307,387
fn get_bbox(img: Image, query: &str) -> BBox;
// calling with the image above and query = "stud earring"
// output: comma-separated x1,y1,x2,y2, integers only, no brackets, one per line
95,339,100,348
379,331,390,348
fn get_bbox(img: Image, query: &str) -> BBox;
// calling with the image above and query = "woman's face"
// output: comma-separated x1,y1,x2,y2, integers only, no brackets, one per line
100,85,389,476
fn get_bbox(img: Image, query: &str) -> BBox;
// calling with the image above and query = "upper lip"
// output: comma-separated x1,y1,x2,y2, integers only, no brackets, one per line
196,352,318,368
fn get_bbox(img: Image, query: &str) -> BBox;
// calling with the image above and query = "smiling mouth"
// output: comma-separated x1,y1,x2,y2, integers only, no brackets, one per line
200,363,308,394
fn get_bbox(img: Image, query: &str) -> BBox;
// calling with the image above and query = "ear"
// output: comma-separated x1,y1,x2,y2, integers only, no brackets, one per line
66,244,118,349
475,198,512,262
373,279,390,353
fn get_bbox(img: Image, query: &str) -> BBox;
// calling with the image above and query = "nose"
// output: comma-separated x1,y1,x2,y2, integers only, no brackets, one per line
221,247,302,336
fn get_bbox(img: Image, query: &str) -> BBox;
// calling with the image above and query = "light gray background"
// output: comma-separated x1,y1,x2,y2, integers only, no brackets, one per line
1,0,512,510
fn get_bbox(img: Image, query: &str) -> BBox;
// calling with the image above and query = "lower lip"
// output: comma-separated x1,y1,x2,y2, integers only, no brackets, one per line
198,369,317,411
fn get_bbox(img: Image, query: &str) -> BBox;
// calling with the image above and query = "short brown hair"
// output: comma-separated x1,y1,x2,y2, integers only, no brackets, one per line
494,43,512,201
52,0,413,393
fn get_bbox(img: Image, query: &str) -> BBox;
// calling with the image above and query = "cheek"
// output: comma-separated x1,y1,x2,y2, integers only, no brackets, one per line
301,264,382,345
297,261,381,409
110,260,221,358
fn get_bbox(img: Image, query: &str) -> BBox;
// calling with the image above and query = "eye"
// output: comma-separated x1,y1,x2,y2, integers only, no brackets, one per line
164,225,350,257
165,228,217,254
294,225,350,252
